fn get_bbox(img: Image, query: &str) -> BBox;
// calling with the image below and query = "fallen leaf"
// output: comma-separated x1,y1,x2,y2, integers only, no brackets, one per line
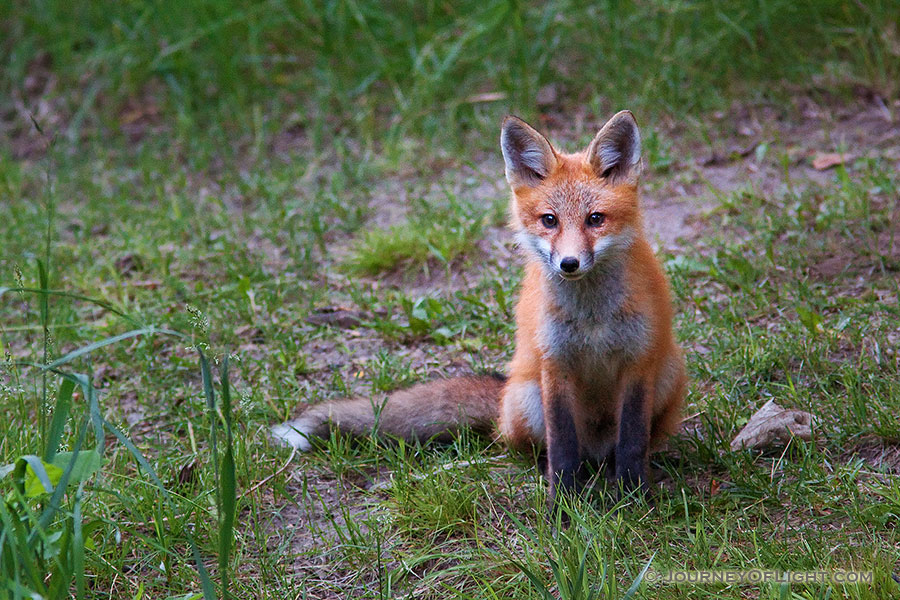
811,152,850,171
702,146,752,167
464,92,506,103
176,460,199,487
730,399,816,451
235,325,265,343
701,152,727,166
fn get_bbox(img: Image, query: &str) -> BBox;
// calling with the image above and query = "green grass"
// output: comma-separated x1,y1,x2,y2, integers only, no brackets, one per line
3,0,899,154
2,2,900,598
344,192,503,276
3,131,899,598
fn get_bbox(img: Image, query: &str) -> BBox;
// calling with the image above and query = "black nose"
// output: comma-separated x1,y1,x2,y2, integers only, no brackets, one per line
560,257,580,273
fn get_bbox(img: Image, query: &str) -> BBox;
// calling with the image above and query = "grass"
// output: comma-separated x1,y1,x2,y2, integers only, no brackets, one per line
3,1,899,155
344,191,504,276
2,1,900,598
3,128,899,598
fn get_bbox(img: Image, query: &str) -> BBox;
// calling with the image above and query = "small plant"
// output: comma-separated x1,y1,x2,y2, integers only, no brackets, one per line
0,291,237,599
0,378,102,599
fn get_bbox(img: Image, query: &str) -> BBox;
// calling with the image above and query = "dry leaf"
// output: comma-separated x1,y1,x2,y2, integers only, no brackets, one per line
730,399,816,451
811,152,849,171
177,460,199,487
114,253,143,276
235,325,265,343
464,92,506,103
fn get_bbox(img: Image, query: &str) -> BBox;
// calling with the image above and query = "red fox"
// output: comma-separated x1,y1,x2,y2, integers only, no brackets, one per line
272,111,686,502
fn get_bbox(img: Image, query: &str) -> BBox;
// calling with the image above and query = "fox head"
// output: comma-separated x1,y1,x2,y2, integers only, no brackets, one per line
500,111,643,281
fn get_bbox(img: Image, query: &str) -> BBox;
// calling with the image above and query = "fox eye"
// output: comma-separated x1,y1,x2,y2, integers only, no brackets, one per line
540,214,557,228
587,212,605,227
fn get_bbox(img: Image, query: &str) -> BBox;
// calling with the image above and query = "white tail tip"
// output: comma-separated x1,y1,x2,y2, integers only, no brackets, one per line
271,419,314,451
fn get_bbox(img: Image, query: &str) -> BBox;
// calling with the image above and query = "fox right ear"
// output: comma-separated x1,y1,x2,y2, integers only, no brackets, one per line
500,116,557,188
587,110,642,184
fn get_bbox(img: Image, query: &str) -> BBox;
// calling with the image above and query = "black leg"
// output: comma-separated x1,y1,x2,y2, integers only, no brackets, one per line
545,396,580,506
615,382,649,494
588,417,616,479
535,448,548,475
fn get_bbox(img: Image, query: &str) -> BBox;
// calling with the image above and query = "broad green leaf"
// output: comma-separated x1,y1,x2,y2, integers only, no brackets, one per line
24,460,62,497
16,449,103,498
51,450,103,486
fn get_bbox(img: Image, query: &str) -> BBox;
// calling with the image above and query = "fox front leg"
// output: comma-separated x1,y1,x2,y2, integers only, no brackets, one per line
541,367,581,508
614,380,651,495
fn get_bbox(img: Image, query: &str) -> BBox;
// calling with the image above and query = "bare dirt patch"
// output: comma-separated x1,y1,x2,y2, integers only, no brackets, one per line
844,438,900,477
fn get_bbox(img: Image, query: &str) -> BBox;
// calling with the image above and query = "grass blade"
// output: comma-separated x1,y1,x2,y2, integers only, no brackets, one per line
43,378,75,462
199,351,219,482
15,455,55,496
83,374,105,453
38,259,50,445
44,327,180,370
73,484,86,599
218,356,236,600
0,287,142,326
33,419,88,537
621,552,655,600
103,420,218,600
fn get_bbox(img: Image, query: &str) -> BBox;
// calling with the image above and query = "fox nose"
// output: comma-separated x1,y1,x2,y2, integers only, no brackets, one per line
560,257,580,273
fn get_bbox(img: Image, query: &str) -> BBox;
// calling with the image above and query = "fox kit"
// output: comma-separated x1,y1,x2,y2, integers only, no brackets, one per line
273,110,686,502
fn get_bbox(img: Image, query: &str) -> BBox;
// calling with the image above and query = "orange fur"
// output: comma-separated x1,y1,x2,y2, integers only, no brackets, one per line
496,111,686,500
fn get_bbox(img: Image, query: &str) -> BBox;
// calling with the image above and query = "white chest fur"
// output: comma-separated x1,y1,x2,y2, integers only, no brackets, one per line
536,262,649,379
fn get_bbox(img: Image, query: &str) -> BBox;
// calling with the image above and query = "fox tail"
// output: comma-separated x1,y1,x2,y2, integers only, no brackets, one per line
271,374,507,450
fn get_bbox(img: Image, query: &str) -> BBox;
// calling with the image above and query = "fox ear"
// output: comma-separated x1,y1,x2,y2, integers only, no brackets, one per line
587,110,642,184
500,116,557,188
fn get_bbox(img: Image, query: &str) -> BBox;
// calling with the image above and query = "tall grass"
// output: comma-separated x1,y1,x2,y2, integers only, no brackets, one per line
0,288,238,599
0,146,237,598
2,0,898,151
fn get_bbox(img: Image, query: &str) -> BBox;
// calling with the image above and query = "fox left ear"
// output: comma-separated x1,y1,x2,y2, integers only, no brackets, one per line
586,110,642,184
500,116,557,188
